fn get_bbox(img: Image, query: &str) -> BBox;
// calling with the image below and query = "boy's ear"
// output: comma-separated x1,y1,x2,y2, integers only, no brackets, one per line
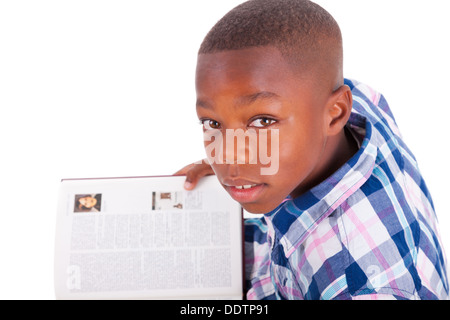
325,85,353,136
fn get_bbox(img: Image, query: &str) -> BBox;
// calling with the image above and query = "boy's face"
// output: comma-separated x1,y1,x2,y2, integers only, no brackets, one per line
196,46,334,213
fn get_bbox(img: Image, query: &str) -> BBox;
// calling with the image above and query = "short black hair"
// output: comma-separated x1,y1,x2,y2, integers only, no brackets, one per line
199,0,343,84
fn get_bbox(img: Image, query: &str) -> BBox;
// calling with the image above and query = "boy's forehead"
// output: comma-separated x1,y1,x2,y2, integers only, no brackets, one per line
195,46,323,106
196,47,303,96
196,46,290,76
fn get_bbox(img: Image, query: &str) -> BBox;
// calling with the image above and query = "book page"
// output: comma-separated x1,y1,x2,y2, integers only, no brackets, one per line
54,175,243,299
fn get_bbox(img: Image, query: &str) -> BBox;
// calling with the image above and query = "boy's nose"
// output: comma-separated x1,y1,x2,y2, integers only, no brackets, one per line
224,131,258,165
225,140,246,164
224,162,240,178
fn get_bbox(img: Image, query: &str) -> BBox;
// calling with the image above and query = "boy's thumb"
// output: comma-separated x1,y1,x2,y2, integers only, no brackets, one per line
184,179,195,190
184,170,199,190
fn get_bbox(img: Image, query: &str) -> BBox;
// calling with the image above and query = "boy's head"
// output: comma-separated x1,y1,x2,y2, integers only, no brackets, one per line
199,0,343,90
196,0,354,213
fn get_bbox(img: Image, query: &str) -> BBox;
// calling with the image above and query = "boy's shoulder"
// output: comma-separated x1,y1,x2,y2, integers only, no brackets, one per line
246,176,448,299
345,78,401,139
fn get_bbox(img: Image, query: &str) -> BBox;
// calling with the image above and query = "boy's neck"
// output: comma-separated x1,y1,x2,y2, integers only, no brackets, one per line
290,127,359,198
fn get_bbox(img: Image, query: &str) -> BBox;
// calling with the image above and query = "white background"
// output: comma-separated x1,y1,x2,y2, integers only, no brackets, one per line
0,0,449,299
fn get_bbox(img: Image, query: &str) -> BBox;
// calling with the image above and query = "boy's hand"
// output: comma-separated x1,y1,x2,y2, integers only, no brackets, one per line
173,159,214,190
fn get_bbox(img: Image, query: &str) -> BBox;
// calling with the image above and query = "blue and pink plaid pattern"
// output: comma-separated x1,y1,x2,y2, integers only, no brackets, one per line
244,79,449,300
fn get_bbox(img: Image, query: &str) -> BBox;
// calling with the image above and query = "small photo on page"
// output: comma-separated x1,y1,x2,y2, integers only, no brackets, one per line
74,194,102,213
152,191,183,210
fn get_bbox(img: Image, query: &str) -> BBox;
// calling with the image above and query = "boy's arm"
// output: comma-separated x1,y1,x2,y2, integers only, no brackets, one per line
244,219,277,300
173,159,215,190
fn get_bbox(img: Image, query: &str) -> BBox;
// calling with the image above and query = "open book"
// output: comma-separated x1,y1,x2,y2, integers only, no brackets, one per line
54,175,243,299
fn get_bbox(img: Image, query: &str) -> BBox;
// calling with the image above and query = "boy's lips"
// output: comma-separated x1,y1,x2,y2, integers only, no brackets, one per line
222,178,266,203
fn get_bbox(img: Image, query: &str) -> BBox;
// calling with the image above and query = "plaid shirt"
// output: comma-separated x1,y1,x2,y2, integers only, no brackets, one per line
244,79,449,300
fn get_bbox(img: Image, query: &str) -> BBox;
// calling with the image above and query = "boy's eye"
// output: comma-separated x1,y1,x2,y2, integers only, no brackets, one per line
201,119,221,130
249,117,276,128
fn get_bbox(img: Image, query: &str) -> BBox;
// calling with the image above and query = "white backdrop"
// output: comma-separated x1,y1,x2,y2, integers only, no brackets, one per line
0,0,449,299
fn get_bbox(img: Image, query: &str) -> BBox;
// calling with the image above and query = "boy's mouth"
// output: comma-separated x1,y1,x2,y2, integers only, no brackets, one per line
233,184,258,190
222,179,265,203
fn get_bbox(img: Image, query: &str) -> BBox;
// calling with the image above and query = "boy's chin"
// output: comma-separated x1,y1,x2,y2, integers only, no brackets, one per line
240,201,281,215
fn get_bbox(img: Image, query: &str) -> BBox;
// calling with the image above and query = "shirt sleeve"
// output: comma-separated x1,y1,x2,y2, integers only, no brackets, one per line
244,218,277,300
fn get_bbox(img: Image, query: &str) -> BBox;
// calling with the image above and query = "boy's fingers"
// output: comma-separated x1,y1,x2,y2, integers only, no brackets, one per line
173,160,215,190
184,163,215,190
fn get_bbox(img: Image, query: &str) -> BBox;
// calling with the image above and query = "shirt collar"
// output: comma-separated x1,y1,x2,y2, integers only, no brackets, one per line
264,111,378,259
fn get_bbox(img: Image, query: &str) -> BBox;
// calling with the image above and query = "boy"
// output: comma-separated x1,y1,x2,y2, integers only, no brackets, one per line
175,0,448,299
